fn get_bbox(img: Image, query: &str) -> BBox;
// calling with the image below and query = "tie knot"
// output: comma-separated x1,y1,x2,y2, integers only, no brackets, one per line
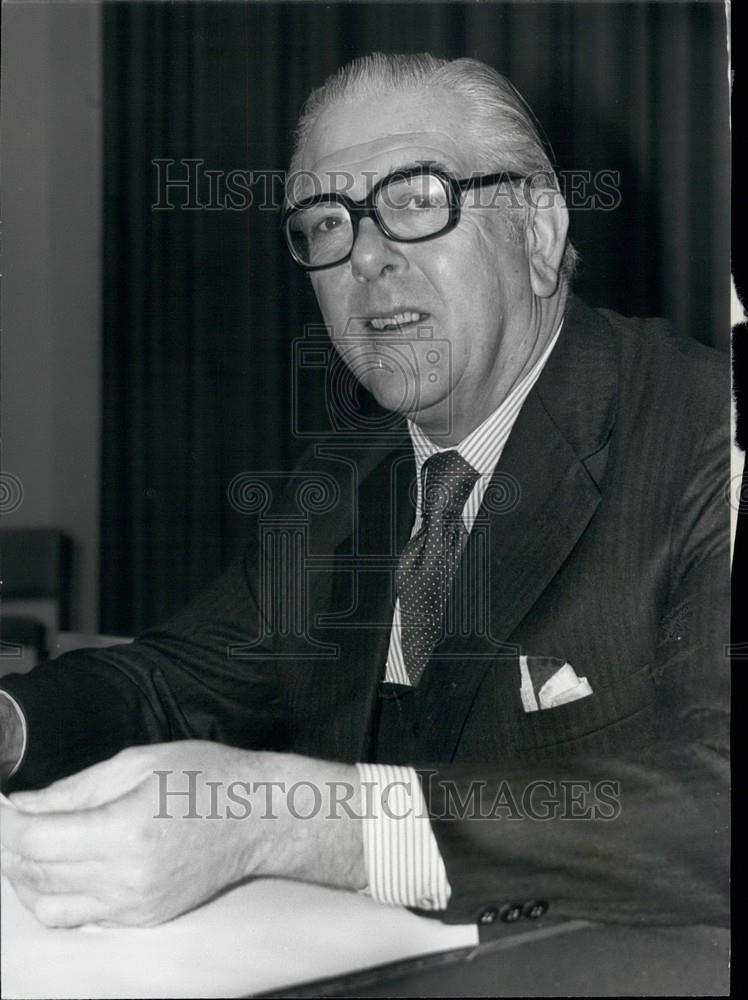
421,450,479,525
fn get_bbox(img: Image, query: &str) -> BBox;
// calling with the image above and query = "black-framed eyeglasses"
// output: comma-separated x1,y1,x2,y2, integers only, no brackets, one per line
282,166,527,271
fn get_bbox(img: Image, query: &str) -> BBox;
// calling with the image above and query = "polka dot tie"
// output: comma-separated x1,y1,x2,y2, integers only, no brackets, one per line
396,450,480,686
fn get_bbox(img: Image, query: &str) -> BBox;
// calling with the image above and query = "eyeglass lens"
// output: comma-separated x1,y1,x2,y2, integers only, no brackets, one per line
286,172,452,267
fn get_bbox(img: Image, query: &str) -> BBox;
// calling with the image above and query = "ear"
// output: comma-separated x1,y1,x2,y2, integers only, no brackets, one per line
524,187,569,298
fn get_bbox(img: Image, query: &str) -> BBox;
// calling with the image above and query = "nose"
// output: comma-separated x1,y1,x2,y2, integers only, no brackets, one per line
349,218,407,283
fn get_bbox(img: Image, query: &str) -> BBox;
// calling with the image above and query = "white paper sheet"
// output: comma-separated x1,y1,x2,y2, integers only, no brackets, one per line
1,874,477,999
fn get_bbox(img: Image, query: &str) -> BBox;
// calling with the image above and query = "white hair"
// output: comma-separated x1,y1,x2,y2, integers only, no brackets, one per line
290,53,578,282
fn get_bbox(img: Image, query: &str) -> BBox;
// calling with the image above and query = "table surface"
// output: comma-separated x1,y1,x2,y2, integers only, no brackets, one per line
275,921,730,998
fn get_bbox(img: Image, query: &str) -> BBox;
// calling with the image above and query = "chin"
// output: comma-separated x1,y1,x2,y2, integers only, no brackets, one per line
369,374,448,420
363,370,419,414
336,342,451,422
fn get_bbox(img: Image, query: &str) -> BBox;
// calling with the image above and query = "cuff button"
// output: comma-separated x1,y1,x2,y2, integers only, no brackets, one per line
523,900,549,920
499,903,523,923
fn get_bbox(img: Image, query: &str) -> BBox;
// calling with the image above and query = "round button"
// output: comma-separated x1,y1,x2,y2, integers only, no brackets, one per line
499,903,523,923
523,899,549,920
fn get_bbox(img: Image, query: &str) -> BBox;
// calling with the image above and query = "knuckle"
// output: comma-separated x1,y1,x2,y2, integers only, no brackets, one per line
117,898,153,926
21,858,46,890
15,827,35,857
2,852,19,879
140,814,166,849
131,860,156,896
120,816,150,855
19,824,47,859
109,851,153,898
135,815,165,856
33,895,58,926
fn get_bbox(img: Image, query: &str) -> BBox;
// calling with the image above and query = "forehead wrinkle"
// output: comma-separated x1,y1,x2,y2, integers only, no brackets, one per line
305,130,467,175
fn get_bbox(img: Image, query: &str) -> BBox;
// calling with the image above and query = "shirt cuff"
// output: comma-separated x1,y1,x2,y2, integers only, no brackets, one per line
0,690,28,779
356,762,451,911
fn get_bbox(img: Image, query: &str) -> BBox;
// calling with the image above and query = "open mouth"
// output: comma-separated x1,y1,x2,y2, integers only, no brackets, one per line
365,310,430,332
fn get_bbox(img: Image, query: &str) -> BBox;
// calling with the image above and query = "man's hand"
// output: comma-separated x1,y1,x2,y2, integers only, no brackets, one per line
0,741,366,928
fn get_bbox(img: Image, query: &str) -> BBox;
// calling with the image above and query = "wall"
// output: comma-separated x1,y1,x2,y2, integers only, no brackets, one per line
1,0,102,632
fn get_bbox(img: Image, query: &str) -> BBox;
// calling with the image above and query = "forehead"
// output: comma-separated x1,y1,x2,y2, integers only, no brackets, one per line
297,87,476,199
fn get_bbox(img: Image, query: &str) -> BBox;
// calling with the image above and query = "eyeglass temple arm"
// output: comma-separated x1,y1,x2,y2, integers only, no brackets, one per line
457,171,527,191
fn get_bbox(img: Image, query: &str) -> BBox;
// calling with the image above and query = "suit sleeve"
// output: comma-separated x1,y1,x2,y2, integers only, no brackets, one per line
418,399,730,928
0,539,288,791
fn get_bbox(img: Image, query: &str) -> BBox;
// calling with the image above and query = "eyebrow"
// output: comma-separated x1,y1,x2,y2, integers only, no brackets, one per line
285,160,459,211
385,159,456,177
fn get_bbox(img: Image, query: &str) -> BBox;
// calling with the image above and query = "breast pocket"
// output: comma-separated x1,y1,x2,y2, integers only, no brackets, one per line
508,663,659,760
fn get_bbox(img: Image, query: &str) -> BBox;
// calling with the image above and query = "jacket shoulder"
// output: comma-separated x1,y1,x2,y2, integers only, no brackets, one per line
589,303,729,415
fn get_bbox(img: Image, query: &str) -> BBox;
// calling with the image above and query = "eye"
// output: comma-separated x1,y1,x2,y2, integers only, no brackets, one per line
404,193,441,210
383,176,449,212
313,214,344,234
293,205,349,241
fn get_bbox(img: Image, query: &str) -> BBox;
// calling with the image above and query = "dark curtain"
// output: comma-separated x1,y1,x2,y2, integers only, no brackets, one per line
101,1,730,635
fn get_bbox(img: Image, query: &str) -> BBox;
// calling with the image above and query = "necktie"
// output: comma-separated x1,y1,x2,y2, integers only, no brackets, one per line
396,450,479,686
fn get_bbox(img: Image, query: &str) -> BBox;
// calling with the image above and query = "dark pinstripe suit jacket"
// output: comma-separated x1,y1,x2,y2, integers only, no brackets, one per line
2,297,730,927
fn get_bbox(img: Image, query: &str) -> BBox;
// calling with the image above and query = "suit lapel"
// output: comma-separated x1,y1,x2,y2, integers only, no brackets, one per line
418,297,619,760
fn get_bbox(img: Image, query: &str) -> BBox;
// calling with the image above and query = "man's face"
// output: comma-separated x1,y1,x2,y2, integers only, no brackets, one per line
299,87,543,442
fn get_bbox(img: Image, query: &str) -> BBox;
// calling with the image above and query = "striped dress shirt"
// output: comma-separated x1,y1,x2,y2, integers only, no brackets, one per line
356,321,563,911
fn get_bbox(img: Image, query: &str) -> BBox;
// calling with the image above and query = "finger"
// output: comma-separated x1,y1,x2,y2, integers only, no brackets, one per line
12,883,109,929
9,747,155,813
9,770,109,813
8,879,44,915
3,851,104,896
0,803,118,862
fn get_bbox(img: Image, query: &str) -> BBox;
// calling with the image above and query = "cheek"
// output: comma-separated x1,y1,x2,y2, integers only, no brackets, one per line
426,244,502,333
311,277,344,326
426,226,505,301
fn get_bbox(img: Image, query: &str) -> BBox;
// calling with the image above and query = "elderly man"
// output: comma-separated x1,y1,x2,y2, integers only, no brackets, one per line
0,54,729,932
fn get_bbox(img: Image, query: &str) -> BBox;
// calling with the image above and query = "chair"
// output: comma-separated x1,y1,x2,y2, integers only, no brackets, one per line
0,528,73,670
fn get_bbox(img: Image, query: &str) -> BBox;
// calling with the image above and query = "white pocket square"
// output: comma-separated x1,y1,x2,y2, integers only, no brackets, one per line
519,655,593,713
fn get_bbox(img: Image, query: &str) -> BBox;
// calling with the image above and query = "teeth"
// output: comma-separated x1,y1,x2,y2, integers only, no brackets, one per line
369,311,423,330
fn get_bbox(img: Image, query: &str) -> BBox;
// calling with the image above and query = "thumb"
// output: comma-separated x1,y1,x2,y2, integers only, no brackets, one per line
9,747,154,813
